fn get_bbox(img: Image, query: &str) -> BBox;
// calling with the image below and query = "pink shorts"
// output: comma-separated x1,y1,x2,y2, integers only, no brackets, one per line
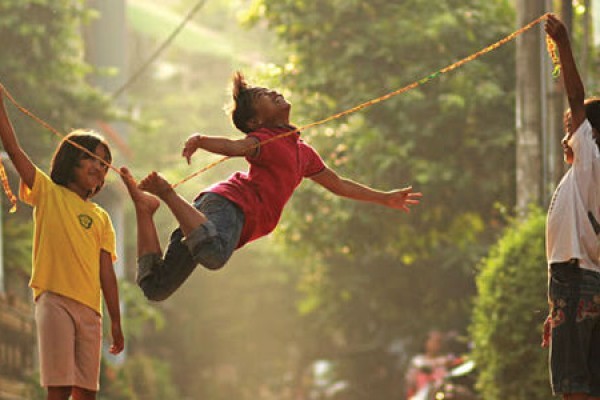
35,291,102,391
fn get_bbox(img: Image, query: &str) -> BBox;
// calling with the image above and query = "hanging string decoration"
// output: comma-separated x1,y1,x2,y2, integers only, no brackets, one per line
0,159,17,212
545,35,561,78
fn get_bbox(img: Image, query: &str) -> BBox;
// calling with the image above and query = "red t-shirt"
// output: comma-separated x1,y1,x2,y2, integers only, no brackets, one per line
204,126,326,248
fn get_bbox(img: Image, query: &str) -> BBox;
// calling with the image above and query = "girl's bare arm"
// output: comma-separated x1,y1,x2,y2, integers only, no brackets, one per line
0,87,35,188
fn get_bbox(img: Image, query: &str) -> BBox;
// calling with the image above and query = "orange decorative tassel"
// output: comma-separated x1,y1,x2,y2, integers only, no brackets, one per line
0,158,17,213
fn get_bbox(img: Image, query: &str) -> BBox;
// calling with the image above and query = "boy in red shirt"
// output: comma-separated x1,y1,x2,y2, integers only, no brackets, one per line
121,72,421,301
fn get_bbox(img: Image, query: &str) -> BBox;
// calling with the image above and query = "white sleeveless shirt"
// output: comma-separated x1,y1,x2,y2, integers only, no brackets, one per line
547,119,600,272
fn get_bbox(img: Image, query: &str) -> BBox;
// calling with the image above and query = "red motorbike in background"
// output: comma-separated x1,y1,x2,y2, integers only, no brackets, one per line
409,358,479,400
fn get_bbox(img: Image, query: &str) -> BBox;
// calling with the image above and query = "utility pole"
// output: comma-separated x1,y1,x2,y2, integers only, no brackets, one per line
582,0,591,85
541,0,567,203
83,0,128,362
516,0,546,212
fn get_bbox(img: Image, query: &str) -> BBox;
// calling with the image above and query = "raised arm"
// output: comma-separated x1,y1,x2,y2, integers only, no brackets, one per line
181,133,259,164
0,87,35,188
310,167,422,212
545,14,585,132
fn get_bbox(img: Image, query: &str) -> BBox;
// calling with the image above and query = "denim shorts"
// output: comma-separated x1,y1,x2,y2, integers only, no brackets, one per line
137,192,245,301
185,192,245,268
548,260,600,396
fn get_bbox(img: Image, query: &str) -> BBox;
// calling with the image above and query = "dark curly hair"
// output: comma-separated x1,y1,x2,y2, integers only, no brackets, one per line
585,98,600,150
229,71,262,134
585,98,600,131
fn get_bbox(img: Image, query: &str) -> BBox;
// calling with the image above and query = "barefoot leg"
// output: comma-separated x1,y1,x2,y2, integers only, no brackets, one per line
139,172,208,237
120,167,162,257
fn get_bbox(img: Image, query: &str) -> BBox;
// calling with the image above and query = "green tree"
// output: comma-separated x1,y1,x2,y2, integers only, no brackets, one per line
243,0,517,396
0,0,113,162
471,207,550,399
118,1,522,398
99,354,181,400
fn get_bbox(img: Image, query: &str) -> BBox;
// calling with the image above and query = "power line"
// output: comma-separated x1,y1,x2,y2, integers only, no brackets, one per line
112,0,208,99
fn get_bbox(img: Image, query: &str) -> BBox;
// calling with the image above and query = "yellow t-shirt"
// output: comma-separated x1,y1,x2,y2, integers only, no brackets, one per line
19,167,117,314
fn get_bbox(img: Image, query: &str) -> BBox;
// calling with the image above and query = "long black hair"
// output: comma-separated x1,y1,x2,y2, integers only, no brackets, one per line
50,130,112,197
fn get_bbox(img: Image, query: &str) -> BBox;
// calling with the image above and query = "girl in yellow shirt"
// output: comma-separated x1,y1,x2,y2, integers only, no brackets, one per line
0,86,123,400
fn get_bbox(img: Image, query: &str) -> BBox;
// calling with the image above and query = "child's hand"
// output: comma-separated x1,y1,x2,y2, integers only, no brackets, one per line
182,133,203,164
544,13,569,45
385,186,422,212
110,321,125,355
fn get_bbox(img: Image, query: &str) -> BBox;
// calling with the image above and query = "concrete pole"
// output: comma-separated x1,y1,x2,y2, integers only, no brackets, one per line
516,0,546,212
83,0,128,363
84,0,128,97
82,0,128,281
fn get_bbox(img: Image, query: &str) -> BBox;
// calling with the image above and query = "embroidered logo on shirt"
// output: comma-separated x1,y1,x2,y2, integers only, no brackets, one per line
78,214,93,229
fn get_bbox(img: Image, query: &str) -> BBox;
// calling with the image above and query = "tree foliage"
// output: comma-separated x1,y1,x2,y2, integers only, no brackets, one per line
0,0,113,163
98,354,181,400
118,1,534,398
470,207,551,399
244,0,517,393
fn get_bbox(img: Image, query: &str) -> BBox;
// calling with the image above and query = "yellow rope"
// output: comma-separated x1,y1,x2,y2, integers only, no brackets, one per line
0,158,17,213
0,87,122,176
0,87,124,211
0,13,555,203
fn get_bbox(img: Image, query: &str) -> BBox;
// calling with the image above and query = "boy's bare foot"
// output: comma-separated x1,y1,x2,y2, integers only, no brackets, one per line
139,172,175,200
120,167,160,215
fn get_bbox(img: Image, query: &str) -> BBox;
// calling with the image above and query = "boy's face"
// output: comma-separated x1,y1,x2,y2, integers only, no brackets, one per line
250,87,290,128
562,133,574,164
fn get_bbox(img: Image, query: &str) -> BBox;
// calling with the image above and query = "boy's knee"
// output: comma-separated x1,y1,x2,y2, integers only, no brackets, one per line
136,253,162,285
197,256,227,271
138,280,173,302
184,223,231,271
136,253,174,301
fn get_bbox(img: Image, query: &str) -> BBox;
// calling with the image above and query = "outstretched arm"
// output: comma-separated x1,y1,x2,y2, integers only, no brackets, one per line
310,167,422,212
181,133,259,163
99,250,124,355
0,86,35,188
545,14,585,133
